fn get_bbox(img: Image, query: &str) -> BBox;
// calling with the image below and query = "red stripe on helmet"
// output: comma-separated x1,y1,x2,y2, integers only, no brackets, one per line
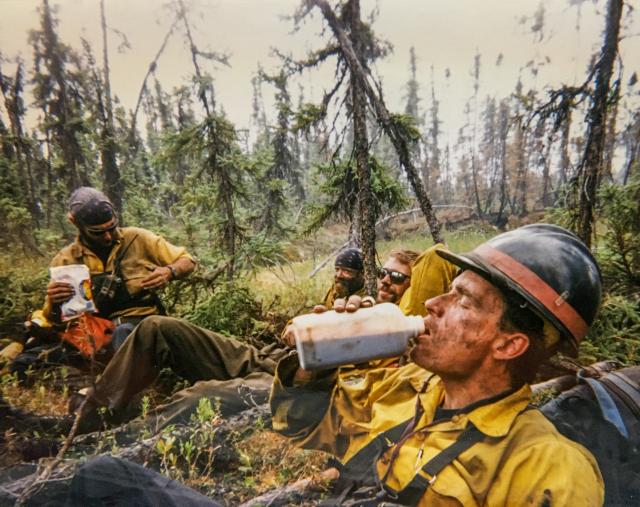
474,244,588,342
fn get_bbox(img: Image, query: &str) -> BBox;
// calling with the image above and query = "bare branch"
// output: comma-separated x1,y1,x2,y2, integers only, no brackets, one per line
130,17,179,139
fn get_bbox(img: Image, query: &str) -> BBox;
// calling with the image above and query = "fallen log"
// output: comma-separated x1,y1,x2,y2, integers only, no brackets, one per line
239,467,338,507
532,360,618,395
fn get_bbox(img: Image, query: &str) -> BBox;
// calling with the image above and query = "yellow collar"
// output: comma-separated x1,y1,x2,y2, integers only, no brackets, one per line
421,378,532,437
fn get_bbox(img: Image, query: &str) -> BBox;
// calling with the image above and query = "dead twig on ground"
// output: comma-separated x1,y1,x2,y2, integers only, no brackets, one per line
15,398,87,505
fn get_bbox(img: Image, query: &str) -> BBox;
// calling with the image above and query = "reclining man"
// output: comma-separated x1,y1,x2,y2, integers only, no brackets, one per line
271,224,604,505
9,187,196,379
72,245,453,431
375,249,416,304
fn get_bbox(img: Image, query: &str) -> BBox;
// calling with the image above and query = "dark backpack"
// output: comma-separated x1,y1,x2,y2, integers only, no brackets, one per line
541,367,640,506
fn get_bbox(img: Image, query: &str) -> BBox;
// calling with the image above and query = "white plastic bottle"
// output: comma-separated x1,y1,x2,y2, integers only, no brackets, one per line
289,303,425,370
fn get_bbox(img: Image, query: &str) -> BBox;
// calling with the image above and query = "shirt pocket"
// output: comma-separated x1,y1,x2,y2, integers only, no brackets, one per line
120,260,158,294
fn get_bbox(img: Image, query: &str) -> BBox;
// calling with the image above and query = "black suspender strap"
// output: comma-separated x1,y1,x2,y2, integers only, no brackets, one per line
336,419,414,484
389,424,486,505
338,395,428,486
114,234,139,267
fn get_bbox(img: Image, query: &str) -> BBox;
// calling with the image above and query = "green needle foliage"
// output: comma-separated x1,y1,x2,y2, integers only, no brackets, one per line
303,155,408,234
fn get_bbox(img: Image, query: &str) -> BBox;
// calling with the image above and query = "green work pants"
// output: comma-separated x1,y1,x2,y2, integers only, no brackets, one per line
91,316,289,423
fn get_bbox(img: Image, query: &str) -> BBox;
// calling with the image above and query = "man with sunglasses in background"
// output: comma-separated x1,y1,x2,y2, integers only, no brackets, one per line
9,187,196,381
376,249,418,304
332,245,457,317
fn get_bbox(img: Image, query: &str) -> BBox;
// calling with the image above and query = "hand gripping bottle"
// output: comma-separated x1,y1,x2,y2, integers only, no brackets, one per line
289,302,425,370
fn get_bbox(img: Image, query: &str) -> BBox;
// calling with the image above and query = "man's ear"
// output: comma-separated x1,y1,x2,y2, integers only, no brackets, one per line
67,212,77,226
493,332,530,361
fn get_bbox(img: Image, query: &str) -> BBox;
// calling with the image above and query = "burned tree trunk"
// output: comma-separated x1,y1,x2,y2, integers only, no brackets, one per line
495,101,510,227
309,0,444,244
558,109,572,189
602,77,620,184
347,0,377,297
575,0,623,247
99,0,123,215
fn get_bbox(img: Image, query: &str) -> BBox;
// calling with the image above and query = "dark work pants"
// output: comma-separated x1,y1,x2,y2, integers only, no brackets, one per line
68,456,221,507
91,316,289,423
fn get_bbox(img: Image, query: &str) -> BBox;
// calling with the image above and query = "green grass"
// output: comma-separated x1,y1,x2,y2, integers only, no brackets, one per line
251,226,495,317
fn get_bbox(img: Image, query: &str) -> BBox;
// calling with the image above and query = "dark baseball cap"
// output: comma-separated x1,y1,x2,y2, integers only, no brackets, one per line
68,187,115,226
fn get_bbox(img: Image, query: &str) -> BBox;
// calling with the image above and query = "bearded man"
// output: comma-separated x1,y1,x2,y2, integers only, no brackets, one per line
322,248,365,307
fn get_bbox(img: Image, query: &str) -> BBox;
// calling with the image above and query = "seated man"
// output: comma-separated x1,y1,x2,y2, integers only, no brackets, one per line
271,224,604,505
10,187,196,379
322,248,365,308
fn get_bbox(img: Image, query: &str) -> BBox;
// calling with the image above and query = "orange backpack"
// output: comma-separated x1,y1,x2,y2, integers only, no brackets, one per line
60,313,115,358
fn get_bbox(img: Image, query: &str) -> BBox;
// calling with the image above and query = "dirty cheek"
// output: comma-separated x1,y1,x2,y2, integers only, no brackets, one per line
457,316,479,350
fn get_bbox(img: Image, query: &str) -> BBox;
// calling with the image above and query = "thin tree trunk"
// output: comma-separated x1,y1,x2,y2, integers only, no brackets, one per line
602,78,620,183
177,0,237,276
100,0,123,215
129,18,179,144
45,130,53,227
309,0,444,244
429,73,441,203
512,116,529,215
576,0,623,247
559,109,572,188
622,117,639,184
495,111,510,226
469,54,483,219
348,0,377,297
470,155,483,219
541,138,552,208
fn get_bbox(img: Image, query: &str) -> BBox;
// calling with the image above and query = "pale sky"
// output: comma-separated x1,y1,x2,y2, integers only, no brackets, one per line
1,0,638,144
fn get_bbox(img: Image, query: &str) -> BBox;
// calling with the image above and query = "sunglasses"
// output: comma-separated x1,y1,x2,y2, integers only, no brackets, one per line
85,221,118,236
377,267,410,284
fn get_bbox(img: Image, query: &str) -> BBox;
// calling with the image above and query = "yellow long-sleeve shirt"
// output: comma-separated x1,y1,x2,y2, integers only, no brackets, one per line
271,358,604,506
44,226,194,319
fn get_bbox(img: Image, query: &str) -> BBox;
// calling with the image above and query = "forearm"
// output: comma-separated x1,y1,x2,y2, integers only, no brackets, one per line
167,256,196,280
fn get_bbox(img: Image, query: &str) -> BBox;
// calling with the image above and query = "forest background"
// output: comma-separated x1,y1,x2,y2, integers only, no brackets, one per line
0,0,639,502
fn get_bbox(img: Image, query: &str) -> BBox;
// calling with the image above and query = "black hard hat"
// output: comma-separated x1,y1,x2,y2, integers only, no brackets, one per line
436,224,602,354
